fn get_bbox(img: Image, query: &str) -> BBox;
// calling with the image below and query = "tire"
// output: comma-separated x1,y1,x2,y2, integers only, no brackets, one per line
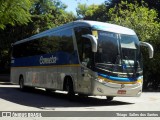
19,76,25,91
65,77,75,100
78,93,88,98
45,88,55,93
106,96,114,101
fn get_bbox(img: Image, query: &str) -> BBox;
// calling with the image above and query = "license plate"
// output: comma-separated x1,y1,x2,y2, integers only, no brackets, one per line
117,90,126,94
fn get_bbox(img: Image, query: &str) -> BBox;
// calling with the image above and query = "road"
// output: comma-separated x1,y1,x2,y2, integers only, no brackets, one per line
0,75,160,120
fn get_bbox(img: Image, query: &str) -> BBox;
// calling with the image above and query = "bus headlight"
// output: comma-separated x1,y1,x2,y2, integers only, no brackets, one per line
96,77,106,84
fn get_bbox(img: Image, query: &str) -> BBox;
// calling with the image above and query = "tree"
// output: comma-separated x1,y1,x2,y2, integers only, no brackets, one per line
108,0,160,90
0,0,76,73
108,1,159,41
0,0,32,29
30,0,76,32
76,3,108,21
105,0,160,17
0,0,76,45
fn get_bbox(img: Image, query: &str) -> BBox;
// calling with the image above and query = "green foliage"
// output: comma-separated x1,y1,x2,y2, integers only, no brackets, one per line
76,3,88,18
108,1,160,41
76,3,108,21
30,0,75,32
0,0,32,29
105,0,160,17
108,1,160,90
0,0,76,73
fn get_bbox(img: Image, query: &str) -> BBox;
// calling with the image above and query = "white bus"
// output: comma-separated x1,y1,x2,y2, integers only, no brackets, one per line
11,20,153,101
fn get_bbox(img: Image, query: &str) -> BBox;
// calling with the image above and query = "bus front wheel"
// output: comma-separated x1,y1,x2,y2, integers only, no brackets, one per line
45,89,55,93
65,77,75,99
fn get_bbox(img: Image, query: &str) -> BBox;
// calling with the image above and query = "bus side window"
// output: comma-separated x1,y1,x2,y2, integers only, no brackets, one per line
59,29,74,53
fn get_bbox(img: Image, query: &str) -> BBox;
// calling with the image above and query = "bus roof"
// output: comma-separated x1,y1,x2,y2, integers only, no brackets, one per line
80,20,136,35
13,20,136,45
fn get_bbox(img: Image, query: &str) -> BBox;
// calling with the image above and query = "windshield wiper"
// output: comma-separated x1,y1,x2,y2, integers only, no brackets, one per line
96,63,113,70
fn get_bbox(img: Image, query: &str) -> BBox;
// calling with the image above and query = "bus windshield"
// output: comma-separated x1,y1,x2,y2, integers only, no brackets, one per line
95,31,142,78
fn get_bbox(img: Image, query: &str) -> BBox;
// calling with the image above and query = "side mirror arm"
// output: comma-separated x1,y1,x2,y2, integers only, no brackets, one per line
82,34,97,52
140,41,154,58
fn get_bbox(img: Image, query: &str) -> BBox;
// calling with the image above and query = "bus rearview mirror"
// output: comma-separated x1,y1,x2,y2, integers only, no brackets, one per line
140,41,154,58
82,34,97,52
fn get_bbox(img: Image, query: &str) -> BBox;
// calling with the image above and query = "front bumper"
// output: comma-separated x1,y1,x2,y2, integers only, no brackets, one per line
91,76,143,97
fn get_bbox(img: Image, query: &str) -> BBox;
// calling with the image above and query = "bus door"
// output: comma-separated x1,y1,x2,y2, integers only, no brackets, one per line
74,27,93,94
80,38,93,94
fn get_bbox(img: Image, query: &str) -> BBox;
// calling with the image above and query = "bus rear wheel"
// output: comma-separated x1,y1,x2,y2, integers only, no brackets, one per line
106,96,114,101
19,76,25,91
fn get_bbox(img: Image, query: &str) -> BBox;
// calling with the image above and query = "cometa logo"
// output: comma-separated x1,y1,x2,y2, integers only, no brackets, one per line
39,56,57,64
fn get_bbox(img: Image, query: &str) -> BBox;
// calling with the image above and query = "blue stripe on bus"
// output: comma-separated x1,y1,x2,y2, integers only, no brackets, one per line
98,73,142,82
11,51,79,67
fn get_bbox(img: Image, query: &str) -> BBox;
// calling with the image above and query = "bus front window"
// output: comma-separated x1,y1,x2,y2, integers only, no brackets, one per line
120,34,140,67
95,31,119,64
95,30,143,78
95,31,119,73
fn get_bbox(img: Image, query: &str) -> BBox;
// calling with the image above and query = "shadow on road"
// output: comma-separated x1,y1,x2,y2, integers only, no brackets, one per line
0,81,134,109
